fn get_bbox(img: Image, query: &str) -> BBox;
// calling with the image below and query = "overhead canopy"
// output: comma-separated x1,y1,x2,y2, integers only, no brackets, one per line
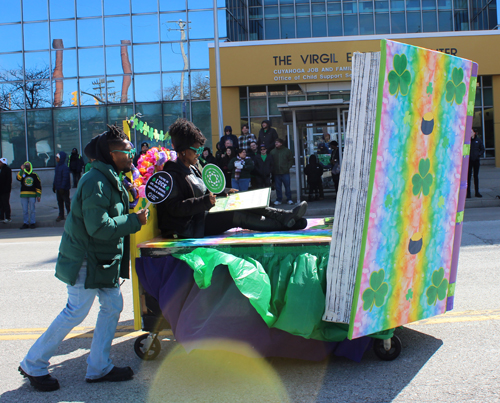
277,99,348,125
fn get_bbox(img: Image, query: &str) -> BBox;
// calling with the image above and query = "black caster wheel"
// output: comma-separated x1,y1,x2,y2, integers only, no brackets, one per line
373,335,401,361
134,333,161,361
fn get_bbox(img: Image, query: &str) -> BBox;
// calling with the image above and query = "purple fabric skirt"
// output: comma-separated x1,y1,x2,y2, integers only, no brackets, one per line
135,256,373,362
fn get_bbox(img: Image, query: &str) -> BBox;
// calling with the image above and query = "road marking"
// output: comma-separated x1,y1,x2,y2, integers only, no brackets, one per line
1,309,499,341
0,325,173,341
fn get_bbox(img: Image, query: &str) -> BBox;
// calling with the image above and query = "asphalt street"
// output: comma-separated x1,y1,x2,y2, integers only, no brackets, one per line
0,208,499,402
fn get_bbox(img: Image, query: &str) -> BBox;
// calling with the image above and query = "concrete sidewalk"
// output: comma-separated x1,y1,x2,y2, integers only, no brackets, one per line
1,164,499,230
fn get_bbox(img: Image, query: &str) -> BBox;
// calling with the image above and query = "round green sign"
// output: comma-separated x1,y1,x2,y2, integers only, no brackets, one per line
202,163,226,194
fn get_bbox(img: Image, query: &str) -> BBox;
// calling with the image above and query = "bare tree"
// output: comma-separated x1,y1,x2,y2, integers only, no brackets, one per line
190,73,210,100
0,65,51,110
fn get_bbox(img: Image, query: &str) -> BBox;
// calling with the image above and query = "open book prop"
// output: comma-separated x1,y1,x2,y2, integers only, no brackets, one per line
209,188,271,213
324,40,478,339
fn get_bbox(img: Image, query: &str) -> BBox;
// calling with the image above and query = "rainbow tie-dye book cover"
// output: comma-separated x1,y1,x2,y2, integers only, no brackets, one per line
344,40,478,339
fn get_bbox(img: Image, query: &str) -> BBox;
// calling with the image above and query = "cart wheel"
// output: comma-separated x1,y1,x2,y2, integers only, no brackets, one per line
373,335,401,361
134,333,161,361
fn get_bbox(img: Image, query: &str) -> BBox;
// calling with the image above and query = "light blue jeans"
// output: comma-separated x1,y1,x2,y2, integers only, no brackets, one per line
231,178,251,191
20,266,123,379
20,197,36,224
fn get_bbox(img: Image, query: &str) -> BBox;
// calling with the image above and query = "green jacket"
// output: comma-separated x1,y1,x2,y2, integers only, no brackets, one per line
270,146,294,175
55,160,142,289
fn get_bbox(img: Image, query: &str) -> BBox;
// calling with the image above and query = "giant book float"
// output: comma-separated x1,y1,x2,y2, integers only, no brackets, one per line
323,40,478,340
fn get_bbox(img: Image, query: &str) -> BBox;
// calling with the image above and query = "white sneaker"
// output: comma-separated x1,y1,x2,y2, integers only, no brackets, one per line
3,219,11,223
273,200,282,206
287,200,294,205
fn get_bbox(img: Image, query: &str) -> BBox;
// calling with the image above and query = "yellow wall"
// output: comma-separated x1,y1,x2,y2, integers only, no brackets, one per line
210,87,241,148
493,76,500,167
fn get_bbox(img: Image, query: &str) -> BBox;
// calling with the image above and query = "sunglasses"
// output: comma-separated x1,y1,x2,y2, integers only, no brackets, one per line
111,149,136,158
189,146,204,155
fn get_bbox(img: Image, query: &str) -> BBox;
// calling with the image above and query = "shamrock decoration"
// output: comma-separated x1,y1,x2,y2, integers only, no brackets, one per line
406,288,413,301
412,158,433,197
426,82,433,95
437,195,445,208
362,269,389,312
426,267,449,305
388,54,412,97
467,100,474,115
403,111,411,126
442,136,449,149
445,67,466,105
385,194,393,208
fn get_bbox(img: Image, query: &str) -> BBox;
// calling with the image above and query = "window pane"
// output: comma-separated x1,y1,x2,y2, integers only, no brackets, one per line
104,0,130,15
391,12,406,32
391,0,405,10
474,87,481,107
281,18,295,38
163,102,188,135
51,49,77,78
189,41,210,69
50,0,76,19
454,10,469,30
79,48,105,76
264,6,278,18
438,11,453,30
25,52,50,76
79,77,106,105
52,78,78,107
78,19,104,47
312,16,327,36
51,20,76,49
312,3,326,15
189,11,216,39
438,0,452,8
0,54,23,81
106,44,132,75
483,76,492,86
359,1,374,12
422,0,437,9
161,72,187,101
0,1,21,23
132,14,159,43
107,105,133,128
375,1,390,11
327,2,341,15
344,14,358,35
0,82,24,110
160,1,187,12
250,97,267,115
375,13,390,33
190,71,210,100
359,14,374,34
281,5,294,17
77,0,102,17
27,110,54,168
343,2,358,13
105,17,131,45
406,0,420,10
240,98,248,117
407,12,422,32
80,106,106,153
265,19,279,39
192,101,212,149
133,44,160,73
160,13,188,41
269,96,285,115
161,42,187,71
423,11,438,31
0,111,26,166
132,0,158,13
135,74,162,102
297,17,311,37
24,22,49,51
23,0,47,21
105,76,132,103
53,108,80,158
483,87,493,106
135,102,163,147
328,15,343,36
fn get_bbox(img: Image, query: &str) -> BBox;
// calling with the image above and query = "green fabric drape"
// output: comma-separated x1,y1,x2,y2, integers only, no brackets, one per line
174,247,393,342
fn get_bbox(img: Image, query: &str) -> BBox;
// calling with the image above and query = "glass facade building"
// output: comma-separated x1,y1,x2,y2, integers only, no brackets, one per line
0,0,497,169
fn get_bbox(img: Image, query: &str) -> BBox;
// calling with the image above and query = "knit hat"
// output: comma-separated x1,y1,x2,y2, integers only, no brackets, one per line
0,158,7,164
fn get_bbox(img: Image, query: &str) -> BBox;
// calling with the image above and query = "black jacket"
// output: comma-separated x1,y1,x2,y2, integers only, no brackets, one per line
304,155,324,185
254,154,274,179
157,160,213,238
0,164,12,194
69,152,84,172
257,120,279,152
470,135,485,161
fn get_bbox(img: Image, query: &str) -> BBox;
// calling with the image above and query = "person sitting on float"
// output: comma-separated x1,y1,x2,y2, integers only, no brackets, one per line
157,119,308,239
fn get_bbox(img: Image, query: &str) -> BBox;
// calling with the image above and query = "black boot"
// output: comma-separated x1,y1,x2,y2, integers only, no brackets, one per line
291,217,308,230
233,212,288,232
257,201,308,228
